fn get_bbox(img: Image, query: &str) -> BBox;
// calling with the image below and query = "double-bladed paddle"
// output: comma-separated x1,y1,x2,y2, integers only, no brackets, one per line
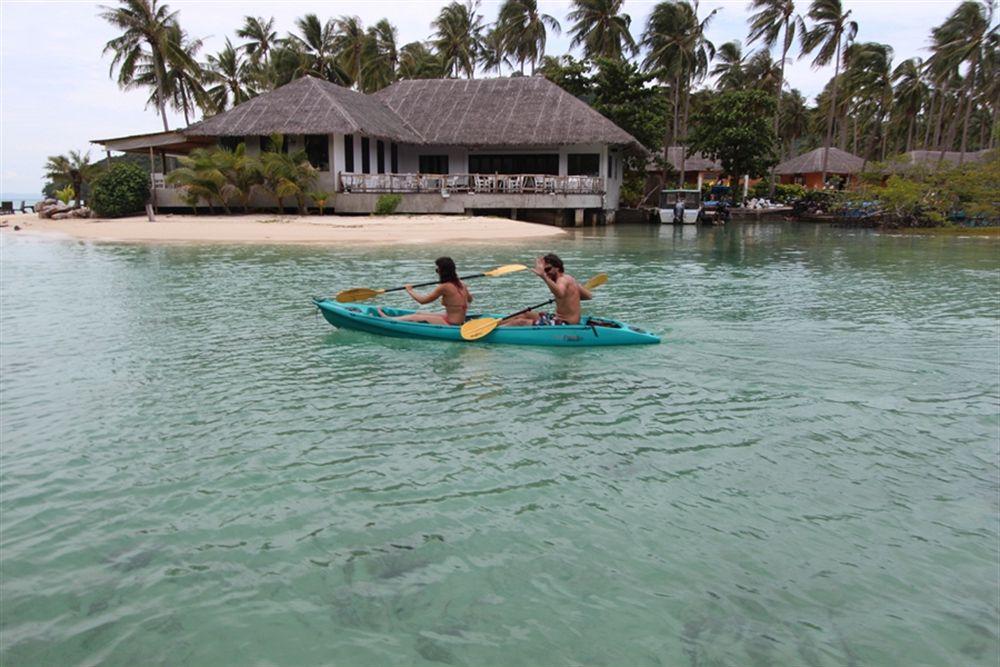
335,264,527,303
460,273,608,341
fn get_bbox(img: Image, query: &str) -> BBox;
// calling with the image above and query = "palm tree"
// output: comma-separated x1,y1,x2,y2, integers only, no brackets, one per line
288,14,346,84
205,38,254,112
642,0,718,186
711,41,746,90
362,19,399,92
432,1,483,78
928,1,996,163
259,136,318,215
399,41,446,79
567,0,637,61
100,0,183,131
779,89,810,158
891,57,927,153
334,15,367,90
44,151,95,208
745,50,782,92
496,0,560,74
131,24,207,125
747,0,799,194
844,42,893,161
479,26,513,75
237,16,277,66
800,0,857,183
166,147,230,214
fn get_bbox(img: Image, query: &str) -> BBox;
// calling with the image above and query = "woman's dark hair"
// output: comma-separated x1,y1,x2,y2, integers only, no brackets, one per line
436,256,462,288
543,253,564,273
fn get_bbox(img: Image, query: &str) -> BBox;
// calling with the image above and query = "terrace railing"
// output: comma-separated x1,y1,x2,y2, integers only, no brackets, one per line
339,173,604,196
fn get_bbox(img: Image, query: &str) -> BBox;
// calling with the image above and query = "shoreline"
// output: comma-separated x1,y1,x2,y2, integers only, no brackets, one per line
1,212,567,245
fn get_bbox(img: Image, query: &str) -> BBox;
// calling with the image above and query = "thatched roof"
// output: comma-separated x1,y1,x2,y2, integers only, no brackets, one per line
646,147,721,172
374,77,642,150
896,149,992,167
184,76,422,142
775,147,865,175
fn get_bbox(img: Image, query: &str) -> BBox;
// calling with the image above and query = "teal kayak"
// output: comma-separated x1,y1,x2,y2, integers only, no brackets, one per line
312,299,660,347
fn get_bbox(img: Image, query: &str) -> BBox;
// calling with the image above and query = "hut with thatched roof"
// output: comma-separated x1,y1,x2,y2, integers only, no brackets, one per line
890,149,992,170
774,147,865,189
94,75,642,223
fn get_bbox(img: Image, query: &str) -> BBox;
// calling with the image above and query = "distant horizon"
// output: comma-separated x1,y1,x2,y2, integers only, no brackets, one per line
0,0,970,194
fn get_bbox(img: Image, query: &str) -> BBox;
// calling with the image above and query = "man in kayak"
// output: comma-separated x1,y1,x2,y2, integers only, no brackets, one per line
378,257,473,325
505,253,592,326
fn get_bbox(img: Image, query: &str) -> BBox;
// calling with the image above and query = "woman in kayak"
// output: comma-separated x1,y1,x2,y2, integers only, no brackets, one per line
379,257,473,325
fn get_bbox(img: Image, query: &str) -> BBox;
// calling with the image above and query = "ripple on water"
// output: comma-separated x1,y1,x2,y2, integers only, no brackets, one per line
1,226,998,665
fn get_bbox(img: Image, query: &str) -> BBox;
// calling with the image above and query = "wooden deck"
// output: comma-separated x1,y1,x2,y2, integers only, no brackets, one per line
339,173,604,195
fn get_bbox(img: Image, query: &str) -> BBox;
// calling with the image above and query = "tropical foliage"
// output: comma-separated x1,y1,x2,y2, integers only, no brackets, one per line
89,162,151,218
44,150,96,208
686,89,779,180
93,0,998,225
164,137,319,214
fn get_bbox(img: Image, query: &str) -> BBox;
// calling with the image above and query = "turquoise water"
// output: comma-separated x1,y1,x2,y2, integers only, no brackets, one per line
1,223,997,666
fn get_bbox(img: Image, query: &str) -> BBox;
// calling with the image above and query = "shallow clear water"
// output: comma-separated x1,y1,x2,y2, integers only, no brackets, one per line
2,223,997,666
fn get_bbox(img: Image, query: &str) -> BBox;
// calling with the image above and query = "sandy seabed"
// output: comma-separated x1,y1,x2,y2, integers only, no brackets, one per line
2,212,566,245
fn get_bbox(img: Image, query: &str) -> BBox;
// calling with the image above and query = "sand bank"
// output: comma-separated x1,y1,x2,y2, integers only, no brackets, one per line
4,212,566,245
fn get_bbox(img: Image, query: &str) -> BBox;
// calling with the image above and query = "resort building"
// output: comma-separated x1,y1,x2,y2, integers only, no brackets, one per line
93,76,643,225
774,147,864,189
890,149,992,170
644,147,724,197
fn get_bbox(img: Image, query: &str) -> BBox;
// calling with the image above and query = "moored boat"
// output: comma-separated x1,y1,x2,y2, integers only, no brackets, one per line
312,299,660,346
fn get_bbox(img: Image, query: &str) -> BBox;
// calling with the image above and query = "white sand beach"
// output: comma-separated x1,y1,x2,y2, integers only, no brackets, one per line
3,212,566,245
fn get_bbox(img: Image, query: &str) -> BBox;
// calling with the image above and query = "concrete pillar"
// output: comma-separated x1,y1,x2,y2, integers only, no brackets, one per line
574,208,585,227
697,172,703,190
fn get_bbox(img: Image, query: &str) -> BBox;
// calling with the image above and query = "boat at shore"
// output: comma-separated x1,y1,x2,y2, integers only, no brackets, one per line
313,299,660,346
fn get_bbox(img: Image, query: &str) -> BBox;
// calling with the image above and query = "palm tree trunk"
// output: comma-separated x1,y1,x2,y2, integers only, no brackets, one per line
180,83,191,126
906,115,915,153
923,91,936,149
151,51,171,132
958,56,978,165
678,78,692,188
821,34,843,184
770,20,790,197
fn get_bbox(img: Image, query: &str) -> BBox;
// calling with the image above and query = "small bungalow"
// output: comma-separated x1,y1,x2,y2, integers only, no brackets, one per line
644,147,724,195
774,147,865,189
889,149,992,170
93,75,643,224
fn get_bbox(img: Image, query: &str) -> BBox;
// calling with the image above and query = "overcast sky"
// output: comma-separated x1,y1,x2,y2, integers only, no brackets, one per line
0,0,966,195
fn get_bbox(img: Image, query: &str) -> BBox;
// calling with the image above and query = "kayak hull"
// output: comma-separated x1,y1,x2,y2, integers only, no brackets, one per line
312,299,660,346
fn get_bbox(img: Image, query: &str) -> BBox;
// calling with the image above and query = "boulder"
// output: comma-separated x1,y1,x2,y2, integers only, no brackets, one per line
51,212,73,220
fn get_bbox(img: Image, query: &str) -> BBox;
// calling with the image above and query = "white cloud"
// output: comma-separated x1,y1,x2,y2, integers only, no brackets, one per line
0,0,963,194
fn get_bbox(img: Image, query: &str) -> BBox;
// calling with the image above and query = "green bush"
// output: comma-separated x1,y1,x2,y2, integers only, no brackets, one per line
374,193,402,215
748,181,806,203
90,162,150,218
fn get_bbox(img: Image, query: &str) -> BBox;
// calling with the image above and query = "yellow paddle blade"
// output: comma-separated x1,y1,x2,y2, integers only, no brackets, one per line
483,264,528,277
335,287,385,303
584,273,608,289
460,317,501,341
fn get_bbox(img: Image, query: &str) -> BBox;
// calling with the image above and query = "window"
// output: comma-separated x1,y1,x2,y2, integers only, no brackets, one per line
376,140,385,174
344,135,354,172
467,154,558,174
361,137,371,174
220,136,244,152
568,154,600,176
419,155,449,174
390,143,398,173
259,135,288,153
304,135,329,171
607,154,612,179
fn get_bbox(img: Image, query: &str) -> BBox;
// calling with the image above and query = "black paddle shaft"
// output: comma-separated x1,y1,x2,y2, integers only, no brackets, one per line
381,272,487,293
499,298,555,323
